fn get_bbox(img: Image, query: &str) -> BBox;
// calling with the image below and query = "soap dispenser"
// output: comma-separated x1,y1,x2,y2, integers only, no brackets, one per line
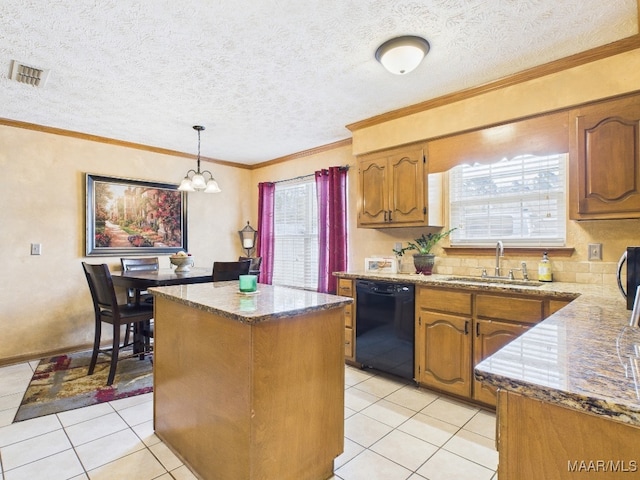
538,252,553,282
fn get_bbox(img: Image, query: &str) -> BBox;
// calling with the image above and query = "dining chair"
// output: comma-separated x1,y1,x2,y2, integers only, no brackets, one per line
212,260,251,282
120,257,159,348
120,257,159,304
239,256,262,276
82,262,155,386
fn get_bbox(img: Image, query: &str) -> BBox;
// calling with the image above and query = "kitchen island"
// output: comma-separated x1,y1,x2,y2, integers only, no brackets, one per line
149,281,352,480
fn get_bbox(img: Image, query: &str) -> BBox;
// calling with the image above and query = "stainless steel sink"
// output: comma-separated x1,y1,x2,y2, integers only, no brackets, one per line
443,276,543,287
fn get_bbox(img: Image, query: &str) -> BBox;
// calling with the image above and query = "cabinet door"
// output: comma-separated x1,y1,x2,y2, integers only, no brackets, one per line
337,278,356,361
388,149,426,225
416,310,471,397
571,94,640,219
473,319,528,406
358,158,389,226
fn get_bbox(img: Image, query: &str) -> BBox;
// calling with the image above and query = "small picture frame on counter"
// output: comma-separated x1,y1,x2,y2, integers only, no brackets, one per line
364,257,398,274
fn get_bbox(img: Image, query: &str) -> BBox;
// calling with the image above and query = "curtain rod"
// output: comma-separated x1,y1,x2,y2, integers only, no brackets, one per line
271,165,350,184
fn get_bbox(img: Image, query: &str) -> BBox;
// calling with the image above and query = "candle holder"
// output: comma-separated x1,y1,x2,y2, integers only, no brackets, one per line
238,221,258,257
239,274,258,293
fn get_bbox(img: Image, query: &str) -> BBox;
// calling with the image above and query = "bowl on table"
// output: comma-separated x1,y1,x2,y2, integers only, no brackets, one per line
169,254,193,273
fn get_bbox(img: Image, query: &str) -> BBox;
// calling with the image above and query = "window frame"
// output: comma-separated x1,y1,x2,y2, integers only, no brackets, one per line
448,153,568,248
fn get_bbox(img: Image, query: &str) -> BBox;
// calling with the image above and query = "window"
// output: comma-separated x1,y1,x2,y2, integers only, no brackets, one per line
272,179,318,290
449,154,567,246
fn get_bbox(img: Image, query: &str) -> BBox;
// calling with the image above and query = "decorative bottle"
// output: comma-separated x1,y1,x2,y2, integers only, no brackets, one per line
538,252,552,282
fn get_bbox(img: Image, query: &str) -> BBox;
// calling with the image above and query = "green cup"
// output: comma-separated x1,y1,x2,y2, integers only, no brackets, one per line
239,274,257,293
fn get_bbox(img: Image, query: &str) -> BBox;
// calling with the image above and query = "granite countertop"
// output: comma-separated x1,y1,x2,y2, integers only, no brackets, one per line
149,281,352,325
335,271,640,427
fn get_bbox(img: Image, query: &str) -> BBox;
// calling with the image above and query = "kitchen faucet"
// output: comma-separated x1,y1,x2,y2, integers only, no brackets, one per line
495,240,504,277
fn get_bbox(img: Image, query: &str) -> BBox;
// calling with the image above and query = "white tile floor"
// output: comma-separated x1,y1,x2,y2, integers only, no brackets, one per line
0,361,498,480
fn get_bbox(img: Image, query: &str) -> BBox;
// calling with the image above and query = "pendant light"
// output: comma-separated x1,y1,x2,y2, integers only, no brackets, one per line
375,36,430,75
178,125,221,193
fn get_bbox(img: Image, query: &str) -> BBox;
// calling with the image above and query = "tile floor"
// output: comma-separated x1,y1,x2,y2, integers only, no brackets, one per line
0,361,498,480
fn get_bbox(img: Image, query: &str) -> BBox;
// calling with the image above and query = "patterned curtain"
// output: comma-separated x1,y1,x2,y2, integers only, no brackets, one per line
315,167,348,294
256,182,275,284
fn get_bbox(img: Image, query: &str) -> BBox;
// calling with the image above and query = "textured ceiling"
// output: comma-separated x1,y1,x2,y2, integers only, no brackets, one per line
0,1,637,164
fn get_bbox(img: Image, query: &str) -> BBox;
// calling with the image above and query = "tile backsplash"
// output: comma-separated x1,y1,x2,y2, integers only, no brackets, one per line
398,255,620,286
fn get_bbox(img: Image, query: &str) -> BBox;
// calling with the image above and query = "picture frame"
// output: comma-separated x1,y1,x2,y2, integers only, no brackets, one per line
364,257,398,274
85,174,187,256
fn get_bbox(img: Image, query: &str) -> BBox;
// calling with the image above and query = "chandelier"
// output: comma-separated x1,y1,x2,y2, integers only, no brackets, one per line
178,125,221,193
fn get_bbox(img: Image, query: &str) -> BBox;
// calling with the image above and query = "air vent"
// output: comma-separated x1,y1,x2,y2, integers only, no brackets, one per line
10,60,49,87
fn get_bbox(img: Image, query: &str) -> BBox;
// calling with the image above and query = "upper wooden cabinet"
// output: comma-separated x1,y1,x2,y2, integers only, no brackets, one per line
570,92,640,220
358,145,442,228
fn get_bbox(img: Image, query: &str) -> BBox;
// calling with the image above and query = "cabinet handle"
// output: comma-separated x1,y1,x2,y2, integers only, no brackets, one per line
384,211,388,222
464,320,469,335
476,322,480,337
388,210,392,222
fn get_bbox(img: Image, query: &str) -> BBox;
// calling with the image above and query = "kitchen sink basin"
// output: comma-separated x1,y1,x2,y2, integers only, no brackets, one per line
443,276,543,287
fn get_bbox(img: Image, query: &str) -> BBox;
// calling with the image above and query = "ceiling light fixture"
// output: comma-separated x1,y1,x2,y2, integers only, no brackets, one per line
178,125,221,193
375,36,430,75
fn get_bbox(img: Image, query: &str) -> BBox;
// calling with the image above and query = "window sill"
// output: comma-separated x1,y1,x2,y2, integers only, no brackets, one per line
443,246,575,257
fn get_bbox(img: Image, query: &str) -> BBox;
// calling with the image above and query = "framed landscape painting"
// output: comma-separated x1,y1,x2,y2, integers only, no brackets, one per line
86,174,187,256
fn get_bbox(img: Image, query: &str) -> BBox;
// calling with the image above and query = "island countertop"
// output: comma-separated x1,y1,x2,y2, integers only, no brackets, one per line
150,281,353,324
335,271,640,427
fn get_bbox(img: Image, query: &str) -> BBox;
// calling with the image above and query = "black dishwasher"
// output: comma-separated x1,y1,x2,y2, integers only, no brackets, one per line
355,280,415,380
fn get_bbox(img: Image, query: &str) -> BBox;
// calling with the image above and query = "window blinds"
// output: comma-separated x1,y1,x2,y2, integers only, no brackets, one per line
272,179,319,290
449,154,567,246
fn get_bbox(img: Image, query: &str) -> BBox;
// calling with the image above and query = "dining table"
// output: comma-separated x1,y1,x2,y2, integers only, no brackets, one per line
111,266,213,293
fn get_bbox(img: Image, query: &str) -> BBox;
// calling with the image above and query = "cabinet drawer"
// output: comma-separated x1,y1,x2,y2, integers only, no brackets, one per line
344,304,353,328
476,294,544,324
417,287,472,316
345,327,354,358
337,278,353,297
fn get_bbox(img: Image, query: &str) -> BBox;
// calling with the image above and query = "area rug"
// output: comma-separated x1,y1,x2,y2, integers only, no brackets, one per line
14,348,153,422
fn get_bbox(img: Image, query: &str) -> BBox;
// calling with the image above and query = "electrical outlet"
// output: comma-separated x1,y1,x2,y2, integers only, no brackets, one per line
394,242,402,252
588,243,602,261
30,243,42,255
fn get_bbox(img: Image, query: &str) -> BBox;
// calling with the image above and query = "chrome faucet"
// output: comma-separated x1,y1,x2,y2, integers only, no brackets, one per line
495,241,504,277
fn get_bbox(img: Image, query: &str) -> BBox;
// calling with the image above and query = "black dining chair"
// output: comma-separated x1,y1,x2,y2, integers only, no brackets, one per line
212,260,251,282
82,262,155,386
239,256,262,276
120,257,159,304
120,257,158,347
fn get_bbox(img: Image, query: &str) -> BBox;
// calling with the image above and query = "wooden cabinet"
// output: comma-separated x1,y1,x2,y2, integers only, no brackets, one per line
416,285,573,407
417,311,472,398
415,288,473,397
337,278,356,361
358,145,440,227
570,92,640,220
498,390,640,479
472,319,529,405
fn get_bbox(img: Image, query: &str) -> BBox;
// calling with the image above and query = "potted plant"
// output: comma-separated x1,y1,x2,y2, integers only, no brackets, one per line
392,228,456,275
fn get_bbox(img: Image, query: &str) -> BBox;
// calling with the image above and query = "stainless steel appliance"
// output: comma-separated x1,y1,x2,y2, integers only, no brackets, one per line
355,280,415,380
617,247,640,310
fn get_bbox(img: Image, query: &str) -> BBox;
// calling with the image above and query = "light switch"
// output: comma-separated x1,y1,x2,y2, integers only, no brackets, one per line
30,243,42,255
588,243,602,261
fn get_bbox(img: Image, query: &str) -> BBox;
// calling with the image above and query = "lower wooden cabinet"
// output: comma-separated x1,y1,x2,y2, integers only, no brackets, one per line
498,390,640,479
472,319,529,405
416,310,472,397
337,278,356,361
416,286,573,407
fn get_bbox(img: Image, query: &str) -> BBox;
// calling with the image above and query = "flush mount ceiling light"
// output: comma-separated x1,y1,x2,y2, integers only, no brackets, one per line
375,35,430,75
178,125,221,193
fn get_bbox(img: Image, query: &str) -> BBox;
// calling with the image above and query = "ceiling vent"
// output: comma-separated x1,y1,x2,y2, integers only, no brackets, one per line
10,60,49,87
